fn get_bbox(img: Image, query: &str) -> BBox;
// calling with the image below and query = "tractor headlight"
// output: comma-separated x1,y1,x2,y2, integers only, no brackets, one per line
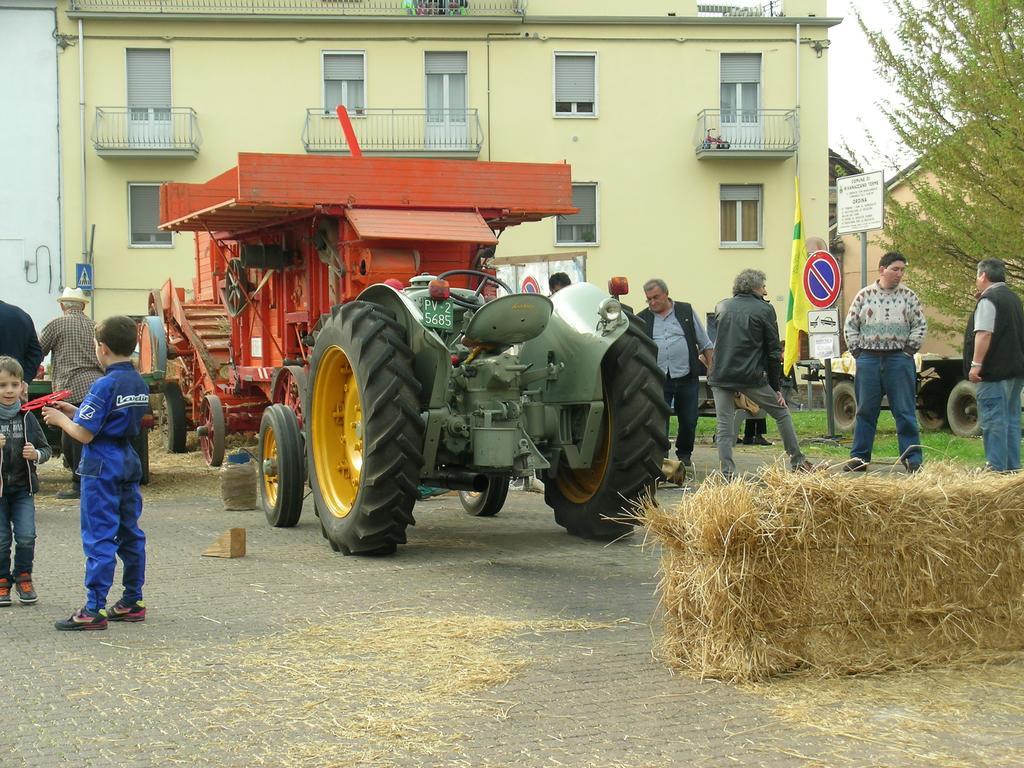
598,297,622,322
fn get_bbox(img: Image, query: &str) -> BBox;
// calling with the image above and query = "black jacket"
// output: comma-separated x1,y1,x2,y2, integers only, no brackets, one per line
637,301,701,380
964,283,1024,381
0,410,51,495
0,301,43,383
709,292,783,391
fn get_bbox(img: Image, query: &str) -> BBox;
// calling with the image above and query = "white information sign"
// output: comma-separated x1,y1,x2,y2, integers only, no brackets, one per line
836,170,885,234
811,333,840,360
808,309,840,332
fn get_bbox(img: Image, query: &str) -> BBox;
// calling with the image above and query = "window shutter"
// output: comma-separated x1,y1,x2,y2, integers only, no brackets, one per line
720,184,761,202
562,184,597,225
126,49,171,108
130,185,160,237
721,53,761,83
324,53,364,80
425,51,468,75
555,55,595,102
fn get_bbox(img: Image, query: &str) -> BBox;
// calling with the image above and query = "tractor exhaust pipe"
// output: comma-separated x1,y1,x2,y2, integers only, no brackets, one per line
421,472,489,492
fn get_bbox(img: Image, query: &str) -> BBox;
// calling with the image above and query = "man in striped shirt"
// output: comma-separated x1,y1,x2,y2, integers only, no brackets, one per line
39,288,104,499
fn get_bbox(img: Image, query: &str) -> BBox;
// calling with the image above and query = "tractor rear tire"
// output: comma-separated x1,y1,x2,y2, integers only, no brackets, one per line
460,476,510,517
259,405,305,528
831,379,857,433
544,317,669,540
163,382,188,454
947,379,982,438
307,301,424,555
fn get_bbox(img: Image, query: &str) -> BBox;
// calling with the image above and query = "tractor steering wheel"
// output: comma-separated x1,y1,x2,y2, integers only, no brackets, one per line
436,269,514,309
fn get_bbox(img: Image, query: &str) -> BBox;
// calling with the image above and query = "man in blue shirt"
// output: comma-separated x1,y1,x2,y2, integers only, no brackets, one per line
637,278,714,477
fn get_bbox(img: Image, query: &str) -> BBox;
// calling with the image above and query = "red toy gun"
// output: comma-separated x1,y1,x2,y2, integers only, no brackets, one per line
21,390,72,413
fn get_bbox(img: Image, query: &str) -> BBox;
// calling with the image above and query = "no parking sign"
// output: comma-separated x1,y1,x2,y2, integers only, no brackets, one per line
520,275,541,294
802,250,842,309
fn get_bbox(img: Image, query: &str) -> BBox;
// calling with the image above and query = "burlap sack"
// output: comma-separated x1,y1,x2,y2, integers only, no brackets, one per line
220,453,257,511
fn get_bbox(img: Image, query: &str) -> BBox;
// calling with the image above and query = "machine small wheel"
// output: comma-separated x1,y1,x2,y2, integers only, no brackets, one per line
199,394,226,467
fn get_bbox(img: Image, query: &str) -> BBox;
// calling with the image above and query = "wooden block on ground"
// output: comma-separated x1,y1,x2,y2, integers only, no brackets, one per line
203,527,246,558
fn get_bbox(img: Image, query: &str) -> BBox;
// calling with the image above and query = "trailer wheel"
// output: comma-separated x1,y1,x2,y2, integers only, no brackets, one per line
163,382,188,454
307,301,423,555
199,394,226,467
544,317,669,540
947,380,982,437
916,379,950,431
832,380,857,433
271,365,308,430
259,405,304,528
460,476,510,517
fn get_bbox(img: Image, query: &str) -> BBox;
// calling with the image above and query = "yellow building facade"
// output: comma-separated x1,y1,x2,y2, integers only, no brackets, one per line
55,0,837,324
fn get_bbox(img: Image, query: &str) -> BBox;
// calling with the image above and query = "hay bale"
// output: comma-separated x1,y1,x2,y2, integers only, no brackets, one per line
642,463,1024,682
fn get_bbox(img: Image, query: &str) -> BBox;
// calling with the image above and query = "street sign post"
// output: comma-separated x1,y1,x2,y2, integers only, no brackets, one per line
836,170,885,289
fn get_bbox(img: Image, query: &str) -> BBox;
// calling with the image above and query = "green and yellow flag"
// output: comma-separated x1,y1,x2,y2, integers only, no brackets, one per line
784,177,811,376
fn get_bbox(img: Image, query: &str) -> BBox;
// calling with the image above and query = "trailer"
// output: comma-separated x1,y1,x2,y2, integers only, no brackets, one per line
143,108,668,554
799,354,982,438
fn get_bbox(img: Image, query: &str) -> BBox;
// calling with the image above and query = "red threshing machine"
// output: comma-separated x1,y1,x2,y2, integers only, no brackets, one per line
140,108,576,467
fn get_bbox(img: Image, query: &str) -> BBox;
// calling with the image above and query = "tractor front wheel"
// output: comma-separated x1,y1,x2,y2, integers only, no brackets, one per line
306,302,424,555
459,475,510,517
259,404,305,528
544,318,669,540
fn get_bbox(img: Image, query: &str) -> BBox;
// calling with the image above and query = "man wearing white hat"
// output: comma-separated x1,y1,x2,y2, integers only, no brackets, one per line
39,288,104,499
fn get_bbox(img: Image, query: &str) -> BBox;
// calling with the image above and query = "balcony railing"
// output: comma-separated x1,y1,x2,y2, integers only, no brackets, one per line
93,107,201,158
697,1,783,16
694,109,798,159
303,108,483,156
69,0,523,16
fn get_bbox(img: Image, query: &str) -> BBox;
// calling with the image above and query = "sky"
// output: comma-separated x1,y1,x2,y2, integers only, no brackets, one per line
827,0,915,177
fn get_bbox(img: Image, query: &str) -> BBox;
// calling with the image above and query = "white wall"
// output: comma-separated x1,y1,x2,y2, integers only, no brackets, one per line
0,2,62,335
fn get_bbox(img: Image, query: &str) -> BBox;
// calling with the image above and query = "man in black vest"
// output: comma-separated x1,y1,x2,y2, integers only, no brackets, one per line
964,258,1024,471
638,278,714,477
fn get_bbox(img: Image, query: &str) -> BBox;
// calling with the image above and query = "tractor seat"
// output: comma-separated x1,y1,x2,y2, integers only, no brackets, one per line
464,293,552,347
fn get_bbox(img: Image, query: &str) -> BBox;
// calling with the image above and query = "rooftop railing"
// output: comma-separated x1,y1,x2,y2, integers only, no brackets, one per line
93,107,201,157
69,0,523,15
303,107,483,155
697,1,784,17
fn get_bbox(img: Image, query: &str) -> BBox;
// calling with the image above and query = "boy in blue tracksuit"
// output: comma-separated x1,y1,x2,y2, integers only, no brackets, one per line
43,316,149,630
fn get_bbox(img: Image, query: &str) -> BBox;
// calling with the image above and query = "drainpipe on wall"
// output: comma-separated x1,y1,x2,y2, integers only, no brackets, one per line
78,18,92,317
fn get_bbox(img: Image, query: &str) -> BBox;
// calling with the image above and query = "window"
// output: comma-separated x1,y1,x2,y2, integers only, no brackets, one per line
554,53,597,116
721,53,761,131
129,184,172,247
557,184,598,245
425,52,468,148
126,49,171,143
323,52,365,114
720,185,762,247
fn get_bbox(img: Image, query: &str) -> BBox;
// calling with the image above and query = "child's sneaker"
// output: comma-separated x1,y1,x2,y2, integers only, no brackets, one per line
107,599,146,623
54,606,107,631
0,579,11,608
15,573,37,605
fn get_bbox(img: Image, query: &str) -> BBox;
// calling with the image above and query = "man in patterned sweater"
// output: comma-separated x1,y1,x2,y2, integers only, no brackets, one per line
843,251,928,473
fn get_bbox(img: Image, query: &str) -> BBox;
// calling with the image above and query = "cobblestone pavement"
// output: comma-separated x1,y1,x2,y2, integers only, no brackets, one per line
3,444,1021,767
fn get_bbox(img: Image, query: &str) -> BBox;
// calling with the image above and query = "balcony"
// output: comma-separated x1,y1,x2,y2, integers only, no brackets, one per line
69,0,523,17
303,108,483,157
93,107,201,158
694,109,798,159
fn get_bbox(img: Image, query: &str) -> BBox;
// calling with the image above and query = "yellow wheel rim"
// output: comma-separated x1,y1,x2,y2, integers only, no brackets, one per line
312,346,363,519
556,405,611,504
263,422,279,508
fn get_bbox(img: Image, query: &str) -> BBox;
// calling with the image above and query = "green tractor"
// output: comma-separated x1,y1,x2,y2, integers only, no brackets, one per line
263,271,668,555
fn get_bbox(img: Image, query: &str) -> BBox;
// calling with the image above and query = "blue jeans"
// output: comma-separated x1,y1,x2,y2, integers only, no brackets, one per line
664,375,699,462
0,487,37,581
851,352,922,466
976,378,1024,471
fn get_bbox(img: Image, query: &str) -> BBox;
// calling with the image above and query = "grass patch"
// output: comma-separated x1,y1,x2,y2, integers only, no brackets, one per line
679,410,987,466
